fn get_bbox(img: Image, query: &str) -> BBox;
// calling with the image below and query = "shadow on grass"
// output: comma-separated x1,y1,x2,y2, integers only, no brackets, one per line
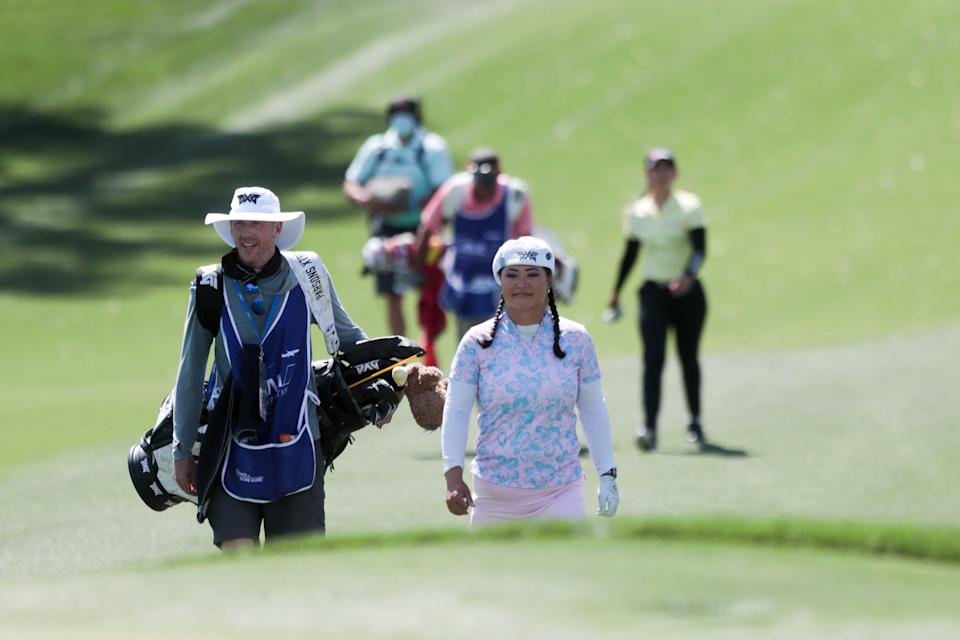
0,104,382,295
695,440,749,457
655,439,750,458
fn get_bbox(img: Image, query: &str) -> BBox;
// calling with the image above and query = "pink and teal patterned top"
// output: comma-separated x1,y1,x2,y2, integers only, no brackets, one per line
449,312,603,489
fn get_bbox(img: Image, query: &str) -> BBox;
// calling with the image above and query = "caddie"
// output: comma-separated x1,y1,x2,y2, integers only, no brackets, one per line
172,186,370,549
416,147,534,340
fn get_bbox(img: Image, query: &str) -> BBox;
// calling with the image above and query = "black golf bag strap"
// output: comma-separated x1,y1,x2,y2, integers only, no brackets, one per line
196,374,235,523
194,263,223,336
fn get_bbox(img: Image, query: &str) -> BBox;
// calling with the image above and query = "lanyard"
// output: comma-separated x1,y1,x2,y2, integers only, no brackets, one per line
231,280,282,344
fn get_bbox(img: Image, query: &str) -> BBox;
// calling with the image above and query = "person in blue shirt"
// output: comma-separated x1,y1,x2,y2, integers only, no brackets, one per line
343,96,454,336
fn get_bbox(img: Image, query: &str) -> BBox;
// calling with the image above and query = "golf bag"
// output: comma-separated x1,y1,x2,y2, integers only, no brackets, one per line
127,391,208,511
314,335,424,466
533,225,579,304
128,335,424,512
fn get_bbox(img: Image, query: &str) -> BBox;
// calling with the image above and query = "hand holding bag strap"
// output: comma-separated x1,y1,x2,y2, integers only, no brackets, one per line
283,251,340,356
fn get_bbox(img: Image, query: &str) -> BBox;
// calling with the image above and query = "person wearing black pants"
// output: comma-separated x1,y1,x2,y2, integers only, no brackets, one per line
606,148,708,451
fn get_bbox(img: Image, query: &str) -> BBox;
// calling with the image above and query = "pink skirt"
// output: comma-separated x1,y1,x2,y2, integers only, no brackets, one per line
470,475,585,528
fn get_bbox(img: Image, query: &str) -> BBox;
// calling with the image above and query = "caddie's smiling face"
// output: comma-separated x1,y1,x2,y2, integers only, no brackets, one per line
501,265,551,322
231,220,282,270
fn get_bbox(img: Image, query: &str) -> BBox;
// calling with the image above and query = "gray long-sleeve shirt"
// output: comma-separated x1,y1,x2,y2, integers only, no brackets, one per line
172,258,367,461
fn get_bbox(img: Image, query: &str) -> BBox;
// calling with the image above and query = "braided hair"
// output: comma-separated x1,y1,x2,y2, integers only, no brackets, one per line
478,296,505,349
479,287,566,359
547,287,566,359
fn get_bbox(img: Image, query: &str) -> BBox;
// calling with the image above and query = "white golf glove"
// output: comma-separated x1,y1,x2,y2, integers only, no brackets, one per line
597,475,619,517
602,303,622,324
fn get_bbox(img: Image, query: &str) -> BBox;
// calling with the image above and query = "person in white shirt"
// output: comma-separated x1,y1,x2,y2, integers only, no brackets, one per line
606,148,708,452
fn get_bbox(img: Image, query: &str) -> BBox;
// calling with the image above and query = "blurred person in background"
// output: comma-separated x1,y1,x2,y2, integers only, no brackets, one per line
416,147,534,341
441,236,618,526
343,96,453,336
605,148,708,452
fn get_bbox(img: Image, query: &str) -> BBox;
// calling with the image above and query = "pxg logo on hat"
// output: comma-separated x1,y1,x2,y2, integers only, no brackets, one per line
516,250,544,261
492,236,556,284
229,186,282,214
204,186,306,250
644,147,675,171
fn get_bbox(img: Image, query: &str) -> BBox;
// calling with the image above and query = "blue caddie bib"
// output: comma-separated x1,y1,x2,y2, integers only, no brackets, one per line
220,283,317,503
440,188,510,317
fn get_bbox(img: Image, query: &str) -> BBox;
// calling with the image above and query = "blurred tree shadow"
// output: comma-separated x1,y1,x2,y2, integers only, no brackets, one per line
0,104,382,296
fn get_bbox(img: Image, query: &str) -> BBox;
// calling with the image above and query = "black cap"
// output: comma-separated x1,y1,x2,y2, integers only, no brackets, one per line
644,147,675,171
468,147,500,187
468,147,499,167
386,96,421,122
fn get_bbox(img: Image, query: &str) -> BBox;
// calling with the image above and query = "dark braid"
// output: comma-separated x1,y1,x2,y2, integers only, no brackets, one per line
479,296,506,349
548,288,566,359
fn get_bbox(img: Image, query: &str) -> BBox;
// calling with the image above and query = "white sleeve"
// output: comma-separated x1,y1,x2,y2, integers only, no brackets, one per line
441,379,476,472
577,380,616,476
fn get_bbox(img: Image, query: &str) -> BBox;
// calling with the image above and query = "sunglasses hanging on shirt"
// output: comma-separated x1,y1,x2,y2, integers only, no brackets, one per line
244,282,267,315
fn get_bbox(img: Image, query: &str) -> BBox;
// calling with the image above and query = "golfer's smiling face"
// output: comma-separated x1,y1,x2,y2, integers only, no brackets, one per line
501,265,550,320
231,220,282,270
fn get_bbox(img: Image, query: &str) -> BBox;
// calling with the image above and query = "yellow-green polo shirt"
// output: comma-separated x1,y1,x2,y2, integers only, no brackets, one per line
622,189,706,282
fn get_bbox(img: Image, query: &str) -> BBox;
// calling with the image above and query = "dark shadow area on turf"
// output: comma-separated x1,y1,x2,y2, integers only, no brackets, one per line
0,104,383,295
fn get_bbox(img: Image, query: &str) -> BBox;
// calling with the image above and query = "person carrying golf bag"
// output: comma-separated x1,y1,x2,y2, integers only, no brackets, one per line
128,335,424,513
171,186,385,549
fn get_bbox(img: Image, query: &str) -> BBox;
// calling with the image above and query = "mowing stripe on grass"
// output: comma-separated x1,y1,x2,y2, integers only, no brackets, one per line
249,516,960,567
224,0,526,132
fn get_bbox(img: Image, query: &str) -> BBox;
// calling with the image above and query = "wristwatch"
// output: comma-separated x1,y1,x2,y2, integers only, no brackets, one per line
601,467,617,479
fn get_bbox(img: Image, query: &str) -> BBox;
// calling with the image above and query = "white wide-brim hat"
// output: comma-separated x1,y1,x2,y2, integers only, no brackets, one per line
204,186,305,250
492,235,555,284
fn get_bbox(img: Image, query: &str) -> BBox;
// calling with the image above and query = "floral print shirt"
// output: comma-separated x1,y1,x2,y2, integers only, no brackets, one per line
449,312,602,489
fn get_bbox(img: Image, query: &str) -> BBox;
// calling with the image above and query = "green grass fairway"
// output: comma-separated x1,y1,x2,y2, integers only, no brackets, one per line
2,0,959,636
2,531,959,640
3,326,958,581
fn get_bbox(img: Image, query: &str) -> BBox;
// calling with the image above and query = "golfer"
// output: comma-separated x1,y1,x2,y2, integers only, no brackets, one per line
606,147,708,451
441,236,619,526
